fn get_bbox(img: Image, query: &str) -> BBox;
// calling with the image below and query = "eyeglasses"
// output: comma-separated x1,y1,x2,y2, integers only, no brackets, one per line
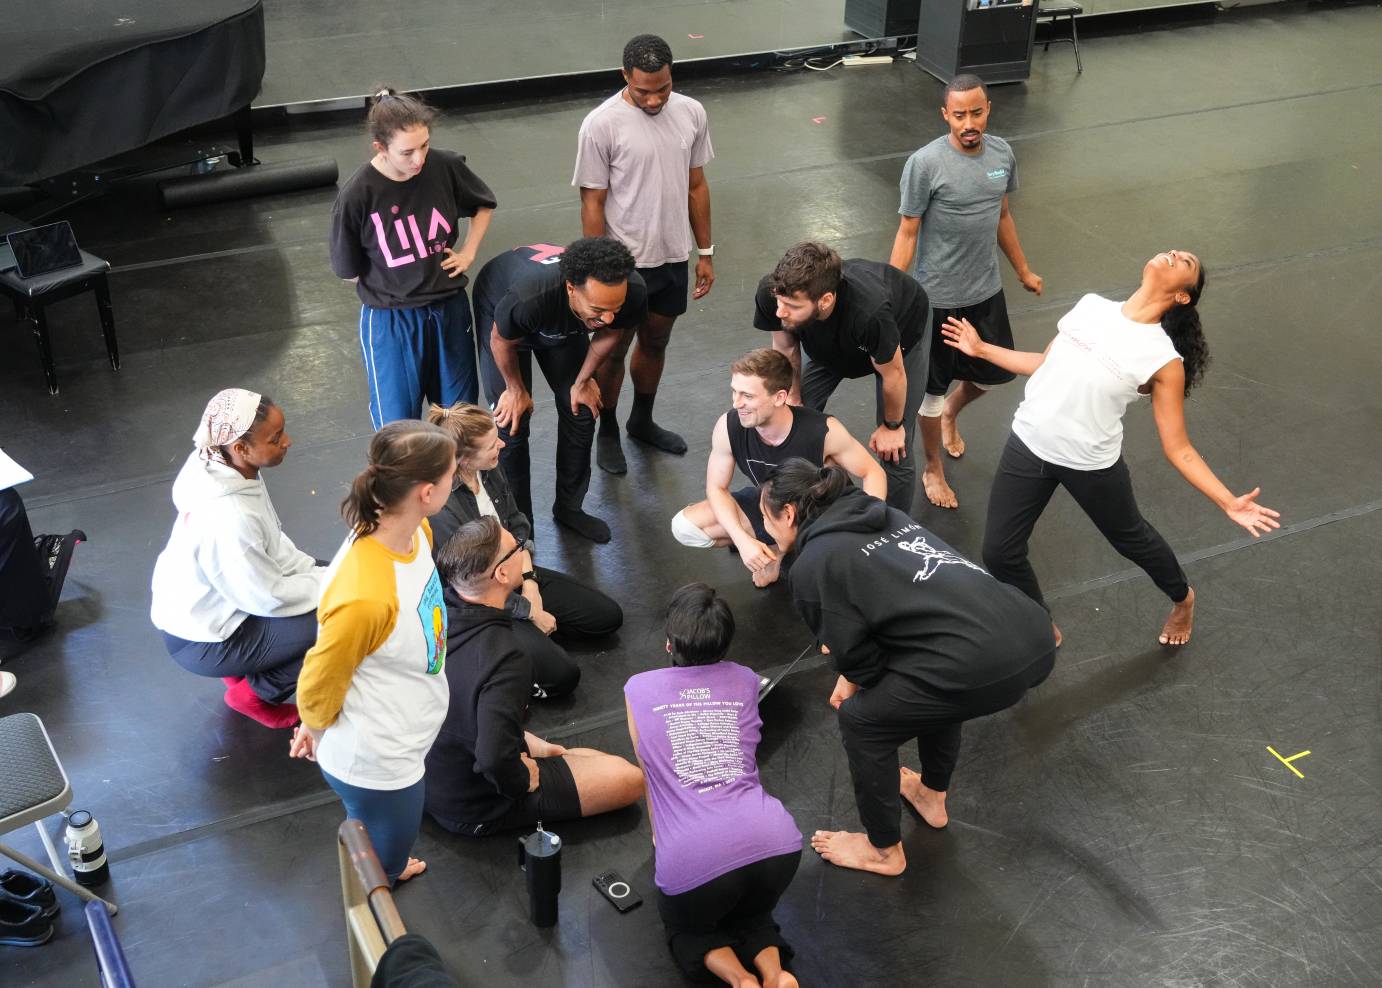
492,540,524,578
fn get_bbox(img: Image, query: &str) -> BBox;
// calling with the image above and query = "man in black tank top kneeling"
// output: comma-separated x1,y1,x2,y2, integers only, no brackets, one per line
671,348,885,586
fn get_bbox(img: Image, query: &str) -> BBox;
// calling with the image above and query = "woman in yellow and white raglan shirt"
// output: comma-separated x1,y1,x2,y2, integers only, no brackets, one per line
290,420,457,884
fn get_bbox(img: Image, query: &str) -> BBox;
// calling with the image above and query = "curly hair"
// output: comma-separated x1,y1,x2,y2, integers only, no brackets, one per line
558,237,636,287
769,242,842,301
1162,265,1209,394
623,34,673,75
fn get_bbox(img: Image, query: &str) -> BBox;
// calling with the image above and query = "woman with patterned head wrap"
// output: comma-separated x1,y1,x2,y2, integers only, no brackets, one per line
151,388,327,728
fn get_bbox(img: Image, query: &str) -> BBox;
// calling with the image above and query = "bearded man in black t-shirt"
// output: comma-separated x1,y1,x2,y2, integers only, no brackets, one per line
474,237,648,544
752,242,931,514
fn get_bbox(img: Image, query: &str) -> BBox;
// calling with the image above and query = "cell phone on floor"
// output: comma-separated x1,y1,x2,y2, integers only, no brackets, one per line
593,870,642,913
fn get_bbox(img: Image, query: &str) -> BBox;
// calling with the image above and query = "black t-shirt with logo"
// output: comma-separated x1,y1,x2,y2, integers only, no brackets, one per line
474,243,648,351
753,258,929,379
329,149,497,309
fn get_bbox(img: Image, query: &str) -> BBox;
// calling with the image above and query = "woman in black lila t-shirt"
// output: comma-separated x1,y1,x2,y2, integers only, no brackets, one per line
329,87,497,428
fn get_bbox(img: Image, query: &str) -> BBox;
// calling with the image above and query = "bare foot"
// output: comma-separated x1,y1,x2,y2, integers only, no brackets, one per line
1052,622,1063,648
396,857,427,883
752,557,782,588
899,766,949,828
810,830,906,875
941,411,965,458
1159,587,1196,646
923,468,959,509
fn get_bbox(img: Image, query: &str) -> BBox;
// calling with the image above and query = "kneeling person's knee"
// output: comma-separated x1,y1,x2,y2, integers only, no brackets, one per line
671,509,717,548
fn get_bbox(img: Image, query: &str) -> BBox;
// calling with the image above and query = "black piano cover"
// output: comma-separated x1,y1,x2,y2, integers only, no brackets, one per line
0,0,266,185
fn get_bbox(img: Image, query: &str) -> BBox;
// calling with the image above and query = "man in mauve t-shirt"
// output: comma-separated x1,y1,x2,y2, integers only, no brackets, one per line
573,33,716,476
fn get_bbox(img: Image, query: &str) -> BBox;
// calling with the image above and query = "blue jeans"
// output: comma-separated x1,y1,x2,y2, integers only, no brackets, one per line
323,771,426,883
358,290,477,428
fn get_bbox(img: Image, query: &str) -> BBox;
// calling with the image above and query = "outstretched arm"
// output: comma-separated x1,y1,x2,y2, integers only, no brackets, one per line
1150,360,1281,537
941,316,1051,377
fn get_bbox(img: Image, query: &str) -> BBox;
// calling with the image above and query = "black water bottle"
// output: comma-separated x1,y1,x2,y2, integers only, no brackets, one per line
64,810,110,887
517,824,562,927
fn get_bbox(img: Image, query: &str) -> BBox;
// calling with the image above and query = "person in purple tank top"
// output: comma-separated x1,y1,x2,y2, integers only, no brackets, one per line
624,584,802,988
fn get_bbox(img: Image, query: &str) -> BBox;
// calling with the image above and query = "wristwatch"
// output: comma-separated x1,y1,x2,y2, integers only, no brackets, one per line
696,245,715,257
522,570,538,583
883,418,904,430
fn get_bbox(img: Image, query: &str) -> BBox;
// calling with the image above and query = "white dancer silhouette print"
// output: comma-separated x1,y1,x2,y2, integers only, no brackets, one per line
897,536,984,582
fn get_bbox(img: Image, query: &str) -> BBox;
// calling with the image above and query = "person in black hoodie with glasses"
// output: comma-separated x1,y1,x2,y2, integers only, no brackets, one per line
759,458,1055,877
423,518,643,837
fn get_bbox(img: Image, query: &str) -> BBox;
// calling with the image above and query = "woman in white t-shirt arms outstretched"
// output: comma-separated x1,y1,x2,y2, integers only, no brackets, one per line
942,249,1280,647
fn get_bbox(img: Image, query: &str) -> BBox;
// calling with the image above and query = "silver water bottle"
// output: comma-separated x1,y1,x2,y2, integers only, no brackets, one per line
64,810,110,887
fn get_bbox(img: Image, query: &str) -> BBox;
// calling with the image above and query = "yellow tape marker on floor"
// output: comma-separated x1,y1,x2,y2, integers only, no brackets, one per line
1267,745,1311,779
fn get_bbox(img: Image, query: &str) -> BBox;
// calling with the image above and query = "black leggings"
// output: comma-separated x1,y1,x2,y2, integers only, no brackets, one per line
838,652,1054,849
982,432,1189,610
521,565,623,699
656,850,801,982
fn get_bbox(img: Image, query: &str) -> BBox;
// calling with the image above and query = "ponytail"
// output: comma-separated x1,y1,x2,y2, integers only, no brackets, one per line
366,86,437,148
341,421,456,537
760,458,851,529
1163,265,1209,394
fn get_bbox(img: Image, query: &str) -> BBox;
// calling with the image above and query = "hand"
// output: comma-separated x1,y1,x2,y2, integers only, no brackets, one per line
493,387,534,431
531,607,557,636
828,675,859,710
693,256,715,299
289,725,322,761
869,424,907,464
520,753,540,792
570,377,602,418
441,247,476,279
1224,487,1281,538
525,732,568,759
1018,269,1044,296
941,316,986,359
737,538,778,573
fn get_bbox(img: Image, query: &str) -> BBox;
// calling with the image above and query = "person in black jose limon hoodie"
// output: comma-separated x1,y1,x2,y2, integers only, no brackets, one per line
423,517,643,837
759,458,1056,877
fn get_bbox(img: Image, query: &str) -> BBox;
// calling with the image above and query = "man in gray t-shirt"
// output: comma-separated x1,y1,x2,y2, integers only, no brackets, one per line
573,33,716,478
890,74,1043,511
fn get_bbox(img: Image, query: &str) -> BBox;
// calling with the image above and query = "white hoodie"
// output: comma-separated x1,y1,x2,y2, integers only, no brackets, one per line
150,451,325,642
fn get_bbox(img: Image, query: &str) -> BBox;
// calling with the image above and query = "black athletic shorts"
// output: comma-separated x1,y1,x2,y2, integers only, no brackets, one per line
927,289,1016,394
731,486,772,544
641,260,690,317
434,756,582,837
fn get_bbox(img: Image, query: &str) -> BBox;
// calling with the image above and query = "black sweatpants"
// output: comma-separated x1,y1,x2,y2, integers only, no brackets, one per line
163,611,319,704
801,332,930,514
0,489,47,632
838,651,1054,849
477,329,595,524
982,432,1190,610
516,565,623,699
656,850,801,982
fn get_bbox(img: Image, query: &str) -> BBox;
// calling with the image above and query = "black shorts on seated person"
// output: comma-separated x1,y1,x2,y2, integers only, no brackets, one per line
730,486,772,544
430,756,582,838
